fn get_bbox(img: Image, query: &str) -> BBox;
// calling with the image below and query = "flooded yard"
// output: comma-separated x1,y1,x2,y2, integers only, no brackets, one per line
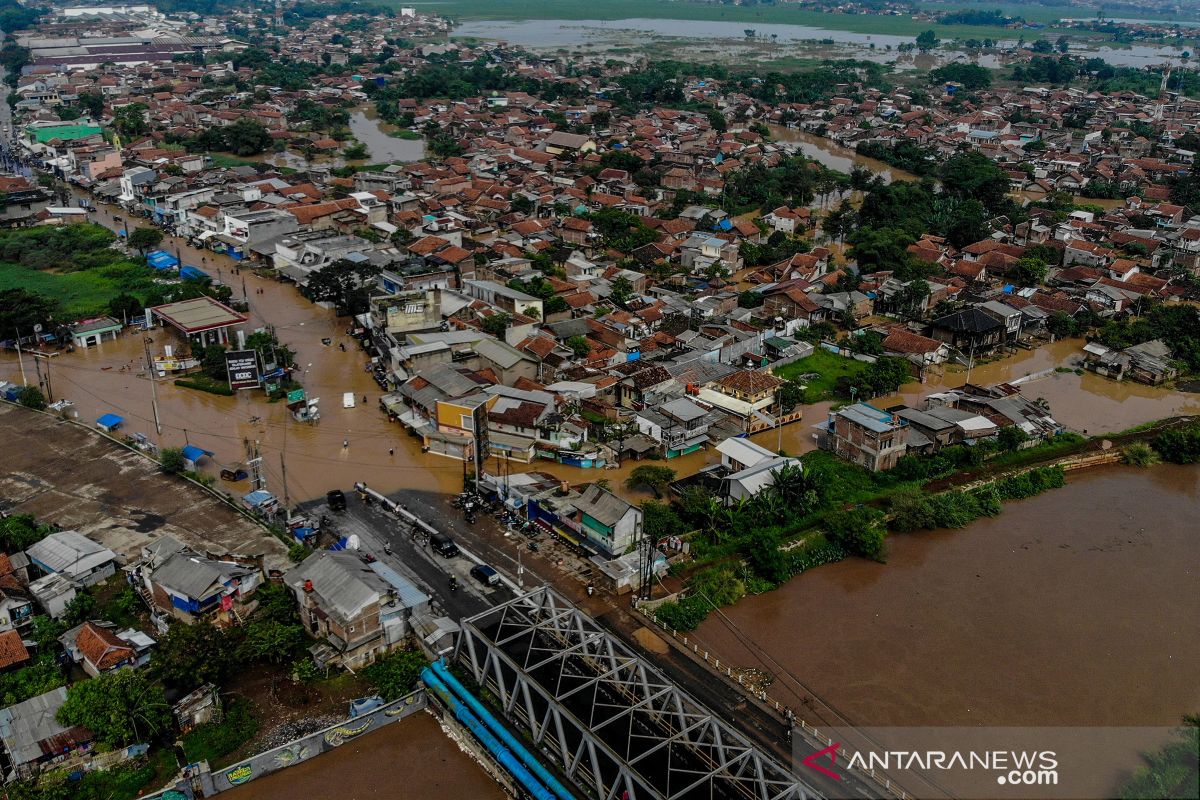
694,464,1200,798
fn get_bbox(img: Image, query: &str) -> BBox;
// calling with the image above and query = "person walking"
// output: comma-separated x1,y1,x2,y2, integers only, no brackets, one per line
343,439,349,449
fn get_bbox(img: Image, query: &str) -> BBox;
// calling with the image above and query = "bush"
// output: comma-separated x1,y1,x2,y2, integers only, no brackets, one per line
160,447,186,474
1120,442,1159,467
824,508,886,559
1152,425,1200,464
15,385,45,410
182,697,259,765
688,566,745,607
174,377,234,396
362,649,428,700
653,596,711,632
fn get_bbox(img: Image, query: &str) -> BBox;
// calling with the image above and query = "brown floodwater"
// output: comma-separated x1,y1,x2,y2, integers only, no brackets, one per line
693,464,1200,798
220,711,507,800
6,197,1196,505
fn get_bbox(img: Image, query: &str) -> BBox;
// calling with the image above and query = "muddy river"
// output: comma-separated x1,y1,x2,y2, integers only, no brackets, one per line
221,711,506,800
694,463,1200,798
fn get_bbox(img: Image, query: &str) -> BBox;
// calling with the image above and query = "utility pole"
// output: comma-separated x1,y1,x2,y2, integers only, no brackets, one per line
248,440,265,492
31,353,53,402
13,328,26,386
280,453,290,517
143,336,162,441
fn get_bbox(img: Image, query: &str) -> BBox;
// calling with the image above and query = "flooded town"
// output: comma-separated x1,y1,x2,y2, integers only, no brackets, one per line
0,0,1196,799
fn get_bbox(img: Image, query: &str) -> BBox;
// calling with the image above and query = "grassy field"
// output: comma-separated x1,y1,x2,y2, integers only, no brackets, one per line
0,261,158,319
412,0,1110,41
772,347,868,402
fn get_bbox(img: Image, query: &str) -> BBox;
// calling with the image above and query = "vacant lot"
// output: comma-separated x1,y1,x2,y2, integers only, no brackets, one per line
0,403,290,571
0,260,157,319
773,347,867,402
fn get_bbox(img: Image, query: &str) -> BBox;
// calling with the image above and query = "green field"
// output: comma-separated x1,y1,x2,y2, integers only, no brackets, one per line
0,261,158,319
411,0,1110,41
773,347,868,402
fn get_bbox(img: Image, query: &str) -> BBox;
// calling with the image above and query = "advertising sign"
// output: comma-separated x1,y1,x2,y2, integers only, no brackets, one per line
225,350,261,390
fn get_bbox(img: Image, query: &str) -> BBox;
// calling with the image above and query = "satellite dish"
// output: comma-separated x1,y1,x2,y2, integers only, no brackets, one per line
347,534,361,551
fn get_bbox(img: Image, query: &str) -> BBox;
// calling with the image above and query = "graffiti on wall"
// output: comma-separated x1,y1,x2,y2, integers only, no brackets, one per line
225,765,253,786
323,718,373,747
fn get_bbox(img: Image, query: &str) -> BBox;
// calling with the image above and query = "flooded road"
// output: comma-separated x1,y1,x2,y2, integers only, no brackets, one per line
694,464,1200,798
0,197,465,503
221,711,506,800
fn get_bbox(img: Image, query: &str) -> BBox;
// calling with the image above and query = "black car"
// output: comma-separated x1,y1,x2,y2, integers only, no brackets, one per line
327,489,347,511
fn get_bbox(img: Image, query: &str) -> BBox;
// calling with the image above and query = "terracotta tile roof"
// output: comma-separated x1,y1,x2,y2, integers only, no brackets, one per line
77,622,134,672
883,329,944,355
0,630,29,670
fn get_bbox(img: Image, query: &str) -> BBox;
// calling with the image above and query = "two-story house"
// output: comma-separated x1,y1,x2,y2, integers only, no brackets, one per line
570,485,642,557
287,551,430,669
824,402,909,472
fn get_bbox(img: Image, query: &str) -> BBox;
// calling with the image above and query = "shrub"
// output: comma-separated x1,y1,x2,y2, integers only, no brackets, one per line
160,447,186,474
174,377,234,396
653,596,710,632
688,566,745,607
363,649,428,700
15,385,45,410
182,697,259,765
1152,425,1200,464
1120,442,1159,467
824,508,886,559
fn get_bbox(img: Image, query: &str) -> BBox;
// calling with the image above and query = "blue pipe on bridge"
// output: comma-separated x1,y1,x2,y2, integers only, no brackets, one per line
431,659,575,800
421,667,557,800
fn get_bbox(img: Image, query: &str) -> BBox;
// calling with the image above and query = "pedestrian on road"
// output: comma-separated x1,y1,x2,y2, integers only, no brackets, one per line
343,439,349,449
388,448,394,456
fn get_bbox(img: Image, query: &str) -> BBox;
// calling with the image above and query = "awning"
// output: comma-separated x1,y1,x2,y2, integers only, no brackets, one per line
181,444,213,463
96,413,123,429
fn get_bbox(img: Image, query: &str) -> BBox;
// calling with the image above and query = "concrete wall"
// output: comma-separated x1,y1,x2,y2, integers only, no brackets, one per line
143,690,427,799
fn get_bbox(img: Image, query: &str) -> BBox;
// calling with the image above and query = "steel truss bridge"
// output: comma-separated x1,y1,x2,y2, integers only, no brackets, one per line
456,587,823,800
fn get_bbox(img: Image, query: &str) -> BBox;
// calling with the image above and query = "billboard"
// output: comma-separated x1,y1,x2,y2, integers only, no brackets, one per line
225,350,261,390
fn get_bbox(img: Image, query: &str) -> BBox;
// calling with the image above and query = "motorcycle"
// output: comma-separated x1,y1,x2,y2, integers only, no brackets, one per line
448,576,458,593
528,541,539,552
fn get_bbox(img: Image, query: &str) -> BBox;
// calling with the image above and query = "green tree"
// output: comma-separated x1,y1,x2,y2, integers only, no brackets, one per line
642,500,687,540
0,288,57,332
609,275,634,306
76,91,105,119
825,508,886,559
0,515,52,553
997,425,1030,452
304,259,381,315
915,30,940,51
113,103,149,137
1013,257,1048,287
108,293,142,322
159,447,186,474
151,622,233,691
480,312,511,338
57,670,170,746
15,386,46,410
239,619,306,664
224,118,272,156
566,335,591,358
128,227,164,254
428,133,464,160
624,465,676,498
939,151,1013,215
362,649,428,700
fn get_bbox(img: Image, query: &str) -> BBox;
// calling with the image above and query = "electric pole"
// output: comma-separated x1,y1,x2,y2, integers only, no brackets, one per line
280,453,290,517
142,336,162,442
31,353,53,402
13,328,26,386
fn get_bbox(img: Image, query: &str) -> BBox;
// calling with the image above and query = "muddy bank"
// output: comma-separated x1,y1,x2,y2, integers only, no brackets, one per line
220,711,506,800
693,464,1200,797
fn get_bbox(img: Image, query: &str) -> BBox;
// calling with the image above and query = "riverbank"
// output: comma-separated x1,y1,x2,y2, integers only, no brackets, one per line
691,462,1200,799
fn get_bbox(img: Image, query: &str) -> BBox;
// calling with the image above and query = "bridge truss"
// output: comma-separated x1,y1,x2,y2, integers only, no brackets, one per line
456,587,822,800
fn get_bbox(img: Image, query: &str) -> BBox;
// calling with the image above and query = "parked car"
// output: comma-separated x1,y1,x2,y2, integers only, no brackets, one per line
470,564,499,587
327,489,347,511
430,532,459,558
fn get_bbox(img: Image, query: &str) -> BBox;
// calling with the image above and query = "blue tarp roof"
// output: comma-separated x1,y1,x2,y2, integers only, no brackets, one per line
96,413,123,428
146,251,180,269
180,265,208,281
181,444,212,462
243,490,274,507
